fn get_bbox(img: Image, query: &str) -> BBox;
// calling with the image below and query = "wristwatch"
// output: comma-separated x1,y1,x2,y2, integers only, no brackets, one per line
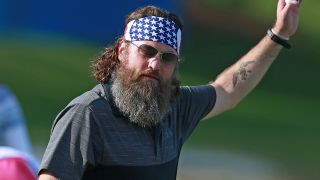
267,29,291,49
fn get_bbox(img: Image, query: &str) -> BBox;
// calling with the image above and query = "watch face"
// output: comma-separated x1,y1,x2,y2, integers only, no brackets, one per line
267,29,273,37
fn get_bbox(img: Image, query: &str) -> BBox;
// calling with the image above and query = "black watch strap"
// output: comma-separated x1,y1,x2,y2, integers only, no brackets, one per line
267,29,291,49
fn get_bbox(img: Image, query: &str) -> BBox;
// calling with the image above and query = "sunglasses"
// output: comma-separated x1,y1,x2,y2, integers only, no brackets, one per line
128,41,179,65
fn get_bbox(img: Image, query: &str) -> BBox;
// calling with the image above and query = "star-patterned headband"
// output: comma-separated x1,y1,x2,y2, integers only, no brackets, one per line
124,16,182,54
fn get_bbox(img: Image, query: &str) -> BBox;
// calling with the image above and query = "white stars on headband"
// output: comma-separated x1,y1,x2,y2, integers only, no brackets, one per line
124,16,182,54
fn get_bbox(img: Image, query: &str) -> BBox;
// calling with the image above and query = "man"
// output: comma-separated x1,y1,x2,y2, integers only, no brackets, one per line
39,0,302,179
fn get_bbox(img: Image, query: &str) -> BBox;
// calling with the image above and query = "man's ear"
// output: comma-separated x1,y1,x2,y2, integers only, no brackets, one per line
118,39,127,62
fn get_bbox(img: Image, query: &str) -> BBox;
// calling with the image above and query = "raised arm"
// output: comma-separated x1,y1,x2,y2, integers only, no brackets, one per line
205,0,302,119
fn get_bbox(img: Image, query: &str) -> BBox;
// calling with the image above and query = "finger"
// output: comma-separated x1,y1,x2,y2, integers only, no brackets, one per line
286,1,301,10
278,0,286,9
284,0,301,13
297,0,302,7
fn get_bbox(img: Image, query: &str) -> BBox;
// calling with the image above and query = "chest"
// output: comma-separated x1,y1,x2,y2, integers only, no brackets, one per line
97,114,180,166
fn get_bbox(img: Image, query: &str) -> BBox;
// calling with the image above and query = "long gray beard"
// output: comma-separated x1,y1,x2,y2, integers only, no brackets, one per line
110,65,172,128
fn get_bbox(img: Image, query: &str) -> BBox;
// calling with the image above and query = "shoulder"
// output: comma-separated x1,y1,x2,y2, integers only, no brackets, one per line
180,84,215,93
172,85,216,117
68,84,107,108
51,84,111,129
62,84,112,115
0,84,10,96
177,85,216,100
0,84,15,103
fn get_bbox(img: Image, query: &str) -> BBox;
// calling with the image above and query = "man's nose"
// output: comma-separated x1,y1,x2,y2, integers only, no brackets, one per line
147,54,161,70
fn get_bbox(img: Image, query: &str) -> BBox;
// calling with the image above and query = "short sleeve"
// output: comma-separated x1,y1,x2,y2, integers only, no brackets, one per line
177,85,216,143
40,104,102,180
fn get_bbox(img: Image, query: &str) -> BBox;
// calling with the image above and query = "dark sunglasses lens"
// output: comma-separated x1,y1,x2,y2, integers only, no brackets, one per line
162,53,178,64
139,45,158,57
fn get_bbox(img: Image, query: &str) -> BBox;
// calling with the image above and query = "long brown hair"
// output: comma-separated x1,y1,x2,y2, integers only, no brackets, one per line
91,6,183,84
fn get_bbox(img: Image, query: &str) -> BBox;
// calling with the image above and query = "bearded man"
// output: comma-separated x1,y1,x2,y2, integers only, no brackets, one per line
39,1,302,179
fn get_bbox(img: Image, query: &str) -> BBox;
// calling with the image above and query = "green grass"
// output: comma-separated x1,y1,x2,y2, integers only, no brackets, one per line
186,91,320,172
0,33,99,144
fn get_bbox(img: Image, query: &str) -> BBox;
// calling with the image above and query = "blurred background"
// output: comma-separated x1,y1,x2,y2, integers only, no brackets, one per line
0,0,319,179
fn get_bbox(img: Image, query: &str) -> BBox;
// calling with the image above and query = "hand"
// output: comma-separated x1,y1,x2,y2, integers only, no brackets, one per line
273,0,302,38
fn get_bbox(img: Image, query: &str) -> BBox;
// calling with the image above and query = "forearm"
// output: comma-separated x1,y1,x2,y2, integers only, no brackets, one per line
203,0,301,119
209,35,283,116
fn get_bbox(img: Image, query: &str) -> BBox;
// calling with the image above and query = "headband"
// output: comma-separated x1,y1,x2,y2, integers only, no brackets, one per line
124,16,182,54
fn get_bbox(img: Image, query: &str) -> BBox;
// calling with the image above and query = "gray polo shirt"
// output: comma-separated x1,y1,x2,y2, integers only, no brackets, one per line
40,84,216,180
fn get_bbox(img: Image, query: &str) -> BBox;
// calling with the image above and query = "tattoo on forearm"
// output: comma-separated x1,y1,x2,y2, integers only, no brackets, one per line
233,61,255,88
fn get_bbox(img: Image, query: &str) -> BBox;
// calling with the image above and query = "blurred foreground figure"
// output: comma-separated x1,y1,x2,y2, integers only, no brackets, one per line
0,85,39,179
0,84,33,154
0,146,39,180
39,0,302,179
